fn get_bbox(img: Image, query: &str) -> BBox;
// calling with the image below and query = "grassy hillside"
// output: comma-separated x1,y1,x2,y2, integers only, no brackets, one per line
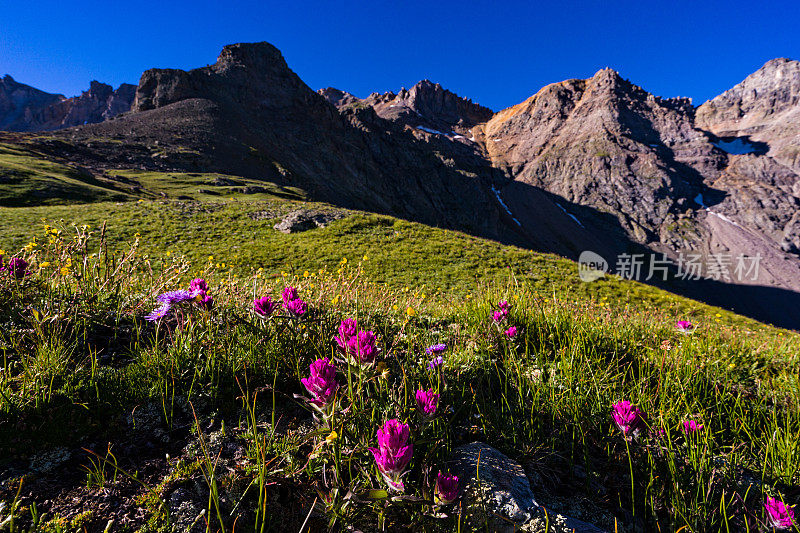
0,142,798,531
0,195,790,337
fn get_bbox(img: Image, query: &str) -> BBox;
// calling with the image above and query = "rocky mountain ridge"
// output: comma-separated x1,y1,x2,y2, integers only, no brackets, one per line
3,43,799,328
0,75,134,131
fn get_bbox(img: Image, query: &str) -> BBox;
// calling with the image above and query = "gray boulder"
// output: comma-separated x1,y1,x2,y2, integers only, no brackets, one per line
451,442,607,533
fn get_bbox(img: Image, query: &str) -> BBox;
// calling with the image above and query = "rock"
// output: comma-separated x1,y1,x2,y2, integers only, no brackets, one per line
273,210,318,233
697,58,800,172
451,442,608,533
331,79,494,136
273,209,346,233
452,442,539,526
0,76,135,131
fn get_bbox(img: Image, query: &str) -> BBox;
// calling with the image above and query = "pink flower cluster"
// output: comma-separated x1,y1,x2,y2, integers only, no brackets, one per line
415,388,439,418
681,420,703,434
492,300,511,322
369,419,414,492
0,257,30,279
190,278,213,310
335,318,379,364
282,286,307,317
612,401,646,440
675,320,695,334
301,359,339,407
253,295,277,317
612,400,708,443
252,286,310,318
765,496,796,530
435,471,459,504
299,358,339,426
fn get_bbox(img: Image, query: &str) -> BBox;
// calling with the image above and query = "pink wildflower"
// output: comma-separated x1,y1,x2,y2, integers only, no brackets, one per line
285,298,307,317
435,471,459,504
765,496,796,530
282,286,299,305
612,401,645,440
505,326,518,338
300,359,339,407
346,330,378,364
253,296,277,317
335,318,358,350
415,388,439,417
682,420,703,433
368,419,413,492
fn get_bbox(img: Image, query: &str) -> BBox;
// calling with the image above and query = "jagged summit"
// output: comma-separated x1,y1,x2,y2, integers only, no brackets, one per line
319,78,493,135
215,41,286,69
317,87,359,107
697,57,800,171
0,75,133,131
132,41,310,112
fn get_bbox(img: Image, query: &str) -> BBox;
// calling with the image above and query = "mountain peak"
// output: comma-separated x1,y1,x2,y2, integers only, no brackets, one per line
215,42,287,71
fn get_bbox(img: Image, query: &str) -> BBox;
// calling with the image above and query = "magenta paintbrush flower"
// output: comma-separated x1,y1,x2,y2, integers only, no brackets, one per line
681,420,703,433
505,326,518,338
335,318,358,350
346,330,379,364
369,419,413,492
189,278,209,295
285,298,308,317
415,388,439,417
6,257,30,279
435,471,459,504
282,286,299,305
764,496,796,530
675,320,695,333
612,401,645,440
301,359,339,407
253,296,277,317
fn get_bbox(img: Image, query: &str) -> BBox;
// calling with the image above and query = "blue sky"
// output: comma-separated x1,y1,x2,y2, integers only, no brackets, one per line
1,0,798,111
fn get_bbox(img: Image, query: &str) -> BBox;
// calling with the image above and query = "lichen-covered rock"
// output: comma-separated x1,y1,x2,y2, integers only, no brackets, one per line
451,442,608,533
451,442,539,528
273,209,346,233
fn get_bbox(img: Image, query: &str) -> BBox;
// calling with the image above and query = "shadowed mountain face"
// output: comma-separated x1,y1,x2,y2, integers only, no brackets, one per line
0,76,135,131
3,43,800,328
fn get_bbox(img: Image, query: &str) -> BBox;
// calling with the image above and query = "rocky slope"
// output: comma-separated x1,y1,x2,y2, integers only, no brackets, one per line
467,63,800,325
48,43,511,242
0,75,63,130
5,43,800,328
0,76,134,131
320,80,494,136
697,58,800,172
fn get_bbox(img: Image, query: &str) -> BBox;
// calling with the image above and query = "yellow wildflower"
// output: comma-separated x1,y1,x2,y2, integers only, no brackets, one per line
325,431,338,444
406,306,417,317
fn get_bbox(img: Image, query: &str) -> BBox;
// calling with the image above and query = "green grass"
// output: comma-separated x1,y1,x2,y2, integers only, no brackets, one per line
0,227,797,531
0,143,798,531
106,169,305,202
0,143,130,206
0,197,787,336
